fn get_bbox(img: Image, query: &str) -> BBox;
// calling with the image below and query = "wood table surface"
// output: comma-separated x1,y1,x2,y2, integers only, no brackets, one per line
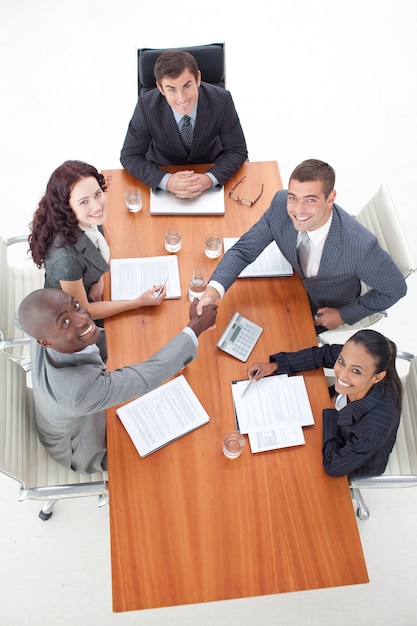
101,162,368,612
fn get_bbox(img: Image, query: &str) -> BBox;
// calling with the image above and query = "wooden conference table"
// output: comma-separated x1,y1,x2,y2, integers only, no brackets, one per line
102,162,368,613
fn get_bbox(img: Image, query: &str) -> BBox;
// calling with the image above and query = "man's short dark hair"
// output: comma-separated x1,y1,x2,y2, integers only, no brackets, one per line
290,159,336,198
154,50,199,83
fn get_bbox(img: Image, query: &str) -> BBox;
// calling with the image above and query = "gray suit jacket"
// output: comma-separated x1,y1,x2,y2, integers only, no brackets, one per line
120,82,248,189
30,328,197,474
210,190,407,326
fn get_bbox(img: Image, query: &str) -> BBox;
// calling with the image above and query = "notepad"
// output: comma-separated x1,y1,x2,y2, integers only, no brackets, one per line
116,375,210,457
231,375,314,453
223,238,293,277
110,255,181,300
150,186,225,215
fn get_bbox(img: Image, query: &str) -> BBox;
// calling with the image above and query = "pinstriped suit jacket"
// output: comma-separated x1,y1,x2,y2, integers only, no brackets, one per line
120,82,248,189
270,343,400,478
210,190,407,326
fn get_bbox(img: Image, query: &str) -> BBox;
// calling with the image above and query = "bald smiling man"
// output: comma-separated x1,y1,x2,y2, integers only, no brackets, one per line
18,288,217,473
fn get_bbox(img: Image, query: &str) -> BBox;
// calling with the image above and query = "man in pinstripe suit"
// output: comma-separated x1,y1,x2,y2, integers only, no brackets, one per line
120,50,248,199
197,159,406,331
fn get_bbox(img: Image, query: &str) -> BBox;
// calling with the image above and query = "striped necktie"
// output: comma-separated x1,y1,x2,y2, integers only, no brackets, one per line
297,231,310,276
180,115,193,151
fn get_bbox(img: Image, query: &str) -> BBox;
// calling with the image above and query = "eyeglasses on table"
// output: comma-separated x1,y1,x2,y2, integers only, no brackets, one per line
228,176,264,207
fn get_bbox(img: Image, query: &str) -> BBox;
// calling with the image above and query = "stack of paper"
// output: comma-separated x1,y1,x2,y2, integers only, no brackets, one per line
231,375,314,453
116,375,210,457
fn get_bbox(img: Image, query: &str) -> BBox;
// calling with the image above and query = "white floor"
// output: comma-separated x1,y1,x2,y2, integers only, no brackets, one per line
2,1,417,624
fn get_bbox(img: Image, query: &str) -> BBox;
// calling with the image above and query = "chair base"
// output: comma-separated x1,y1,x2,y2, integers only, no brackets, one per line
350,487,370,520
37,491,109,521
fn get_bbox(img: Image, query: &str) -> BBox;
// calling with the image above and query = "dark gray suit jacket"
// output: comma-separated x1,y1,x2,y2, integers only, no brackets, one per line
210,190,407,326
30,329,197,474
270,343,400,478
44,232,108,293
120,82,248,189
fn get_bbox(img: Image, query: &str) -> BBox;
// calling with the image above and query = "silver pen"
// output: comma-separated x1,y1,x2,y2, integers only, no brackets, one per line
241,369,260,398
154,278,168,299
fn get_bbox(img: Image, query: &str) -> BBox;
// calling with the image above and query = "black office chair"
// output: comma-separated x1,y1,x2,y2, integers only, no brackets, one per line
137,43,225,96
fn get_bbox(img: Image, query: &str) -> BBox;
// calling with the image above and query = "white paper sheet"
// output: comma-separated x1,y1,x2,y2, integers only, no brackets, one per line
248,423,305,453
223,238,293,277
116,375,210,457
110,255,181,300
231,375,314,453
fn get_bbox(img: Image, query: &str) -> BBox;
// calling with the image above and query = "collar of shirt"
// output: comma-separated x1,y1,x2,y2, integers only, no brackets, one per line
73,344,100,355
296,213,333,247
336,384,382,426
335,393,348,411
172,102,198,131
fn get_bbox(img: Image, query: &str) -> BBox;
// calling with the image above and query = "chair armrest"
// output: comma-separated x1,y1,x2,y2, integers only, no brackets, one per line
0,337,32,371
5,235,29,246
19,481,108,502
397,350,415,362
350,475,417,488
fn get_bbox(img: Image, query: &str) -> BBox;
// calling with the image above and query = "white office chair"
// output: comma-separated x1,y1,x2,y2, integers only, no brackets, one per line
348,351,417,520
319,185,416,342
0,339,108,521
0,234,44,361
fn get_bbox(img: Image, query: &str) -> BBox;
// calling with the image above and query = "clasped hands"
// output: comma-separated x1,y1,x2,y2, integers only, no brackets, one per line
166,170,213,199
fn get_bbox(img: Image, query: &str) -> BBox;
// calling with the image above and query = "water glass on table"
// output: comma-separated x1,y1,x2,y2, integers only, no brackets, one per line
188,268,206,301
164,228,182,253
205,233,222,258
222,431,245,458
124,186,142,212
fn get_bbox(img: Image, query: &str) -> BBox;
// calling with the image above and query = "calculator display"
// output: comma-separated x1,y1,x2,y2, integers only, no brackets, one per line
227,323,242,343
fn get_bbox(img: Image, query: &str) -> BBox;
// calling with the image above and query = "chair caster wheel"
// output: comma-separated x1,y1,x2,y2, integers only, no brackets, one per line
39,510,53,521
356,507,370,521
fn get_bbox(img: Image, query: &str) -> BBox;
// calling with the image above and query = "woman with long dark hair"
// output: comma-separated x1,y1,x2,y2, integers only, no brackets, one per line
247,329,402,478
29,160,166,322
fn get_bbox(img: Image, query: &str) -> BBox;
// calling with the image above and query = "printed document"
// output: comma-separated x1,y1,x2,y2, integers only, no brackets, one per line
110,255,181,300
231,375,314,453
116,375,210,457
223,238,293,277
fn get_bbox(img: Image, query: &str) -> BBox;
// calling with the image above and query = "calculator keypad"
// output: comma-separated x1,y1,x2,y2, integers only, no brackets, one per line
217,313,263,362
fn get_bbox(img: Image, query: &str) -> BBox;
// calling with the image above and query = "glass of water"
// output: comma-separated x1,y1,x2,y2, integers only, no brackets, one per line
124,186,142,212
188,268,206,301
205,232,222,258
164,228,182,253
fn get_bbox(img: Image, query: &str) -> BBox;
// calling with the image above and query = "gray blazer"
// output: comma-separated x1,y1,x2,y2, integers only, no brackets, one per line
210,190,407,326
120,82,248,189
30,329,197,474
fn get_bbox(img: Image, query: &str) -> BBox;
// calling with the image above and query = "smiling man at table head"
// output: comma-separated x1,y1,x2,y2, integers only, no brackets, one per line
120,49,248,200
18,288,217,474
196,159,407,331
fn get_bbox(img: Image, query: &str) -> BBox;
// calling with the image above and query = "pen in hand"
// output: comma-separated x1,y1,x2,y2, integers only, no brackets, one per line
154,279,168,300
241,369,260,398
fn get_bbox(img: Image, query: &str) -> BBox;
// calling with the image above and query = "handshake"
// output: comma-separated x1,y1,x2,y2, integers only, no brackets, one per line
187,287,221,336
